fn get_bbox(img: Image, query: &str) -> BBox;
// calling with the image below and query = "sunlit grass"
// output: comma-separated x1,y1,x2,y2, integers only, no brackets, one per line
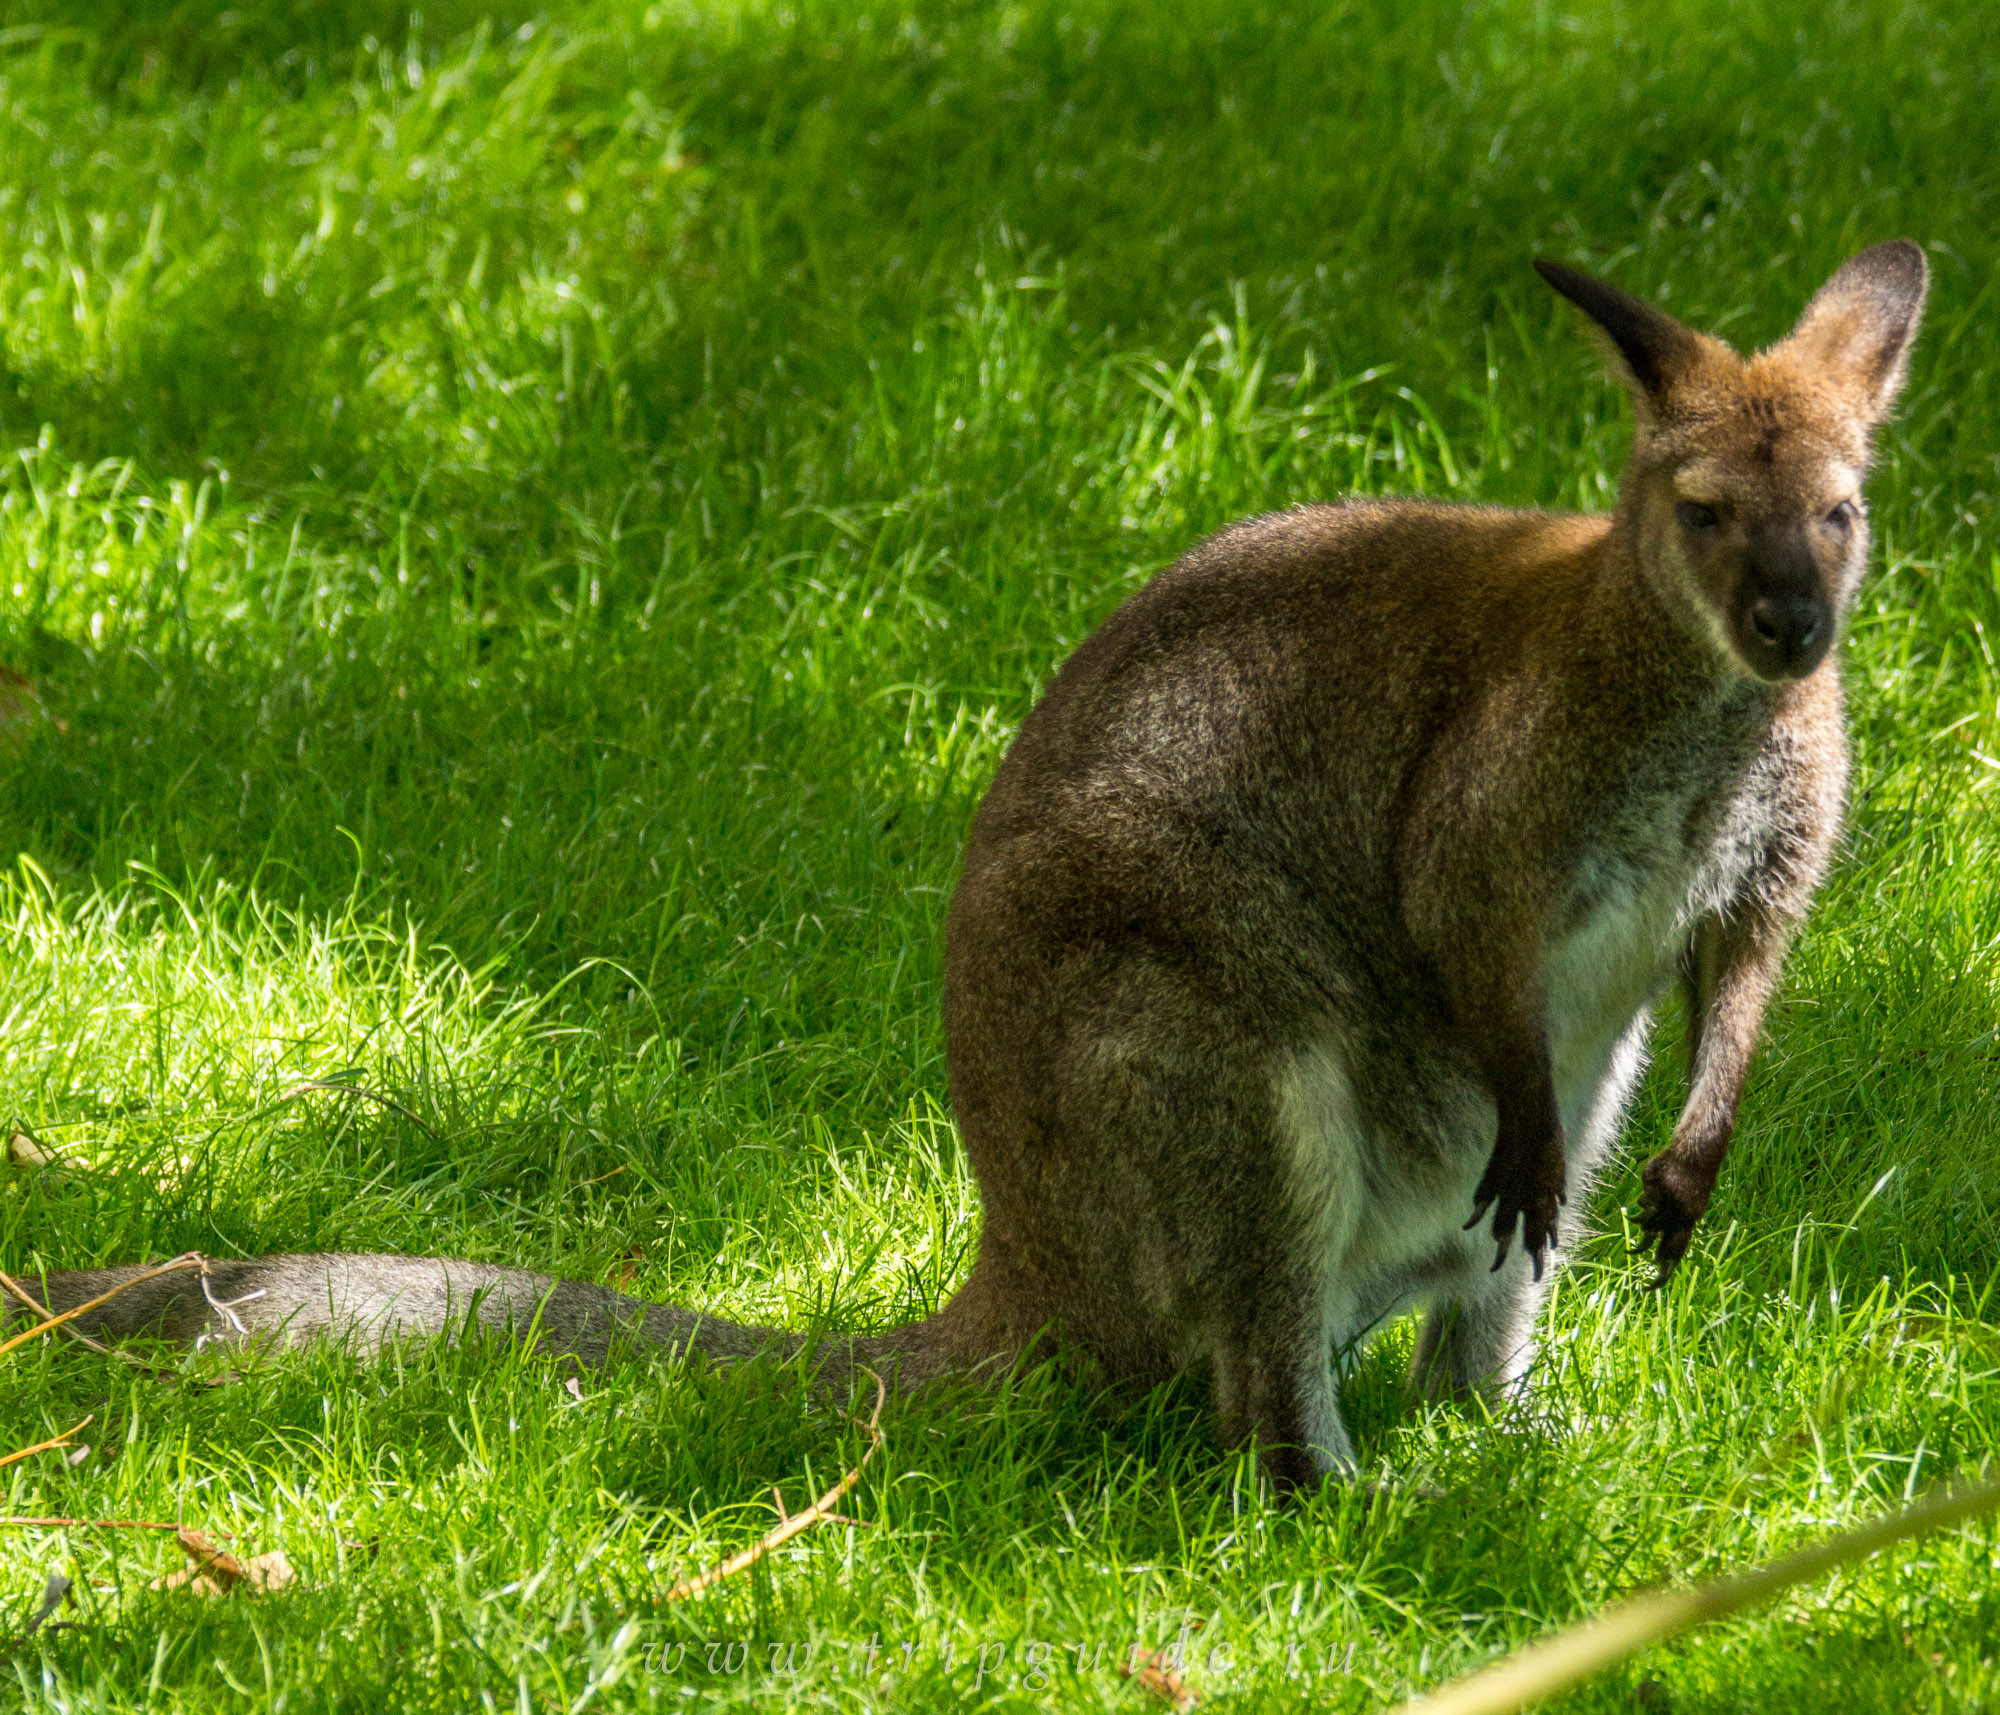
1,1,1998,1709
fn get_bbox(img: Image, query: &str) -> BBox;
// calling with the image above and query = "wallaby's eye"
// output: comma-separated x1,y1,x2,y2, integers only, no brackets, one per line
1676,501,1720,532
1825,500,1859,531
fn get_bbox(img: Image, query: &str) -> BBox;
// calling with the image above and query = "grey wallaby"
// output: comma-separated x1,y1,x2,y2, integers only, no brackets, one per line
11,243,1927,1492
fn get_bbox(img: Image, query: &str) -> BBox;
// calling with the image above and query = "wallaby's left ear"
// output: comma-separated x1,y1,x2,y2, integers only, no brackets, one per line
1780,240,1929,421
1534,258,1708,420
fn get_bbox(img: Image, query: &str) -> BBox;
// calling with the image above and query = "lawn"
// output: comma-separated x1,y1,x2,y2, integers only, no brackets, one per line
1,1,1997,1708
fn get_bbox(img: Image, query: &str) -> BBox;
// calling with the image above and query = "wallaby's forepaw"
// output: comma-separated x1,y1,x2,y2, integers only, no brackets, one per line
1633,1150,1713,1287
1464,1139,1567,1280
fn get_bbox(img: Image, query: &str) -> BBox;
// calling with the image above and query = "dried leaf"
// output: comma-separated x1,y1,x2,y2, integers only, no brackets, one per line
6,1132,52,1169
150,1528,294,1597
236,1551,295,1592
1120,1646,1202,1710
168,1527,247,1588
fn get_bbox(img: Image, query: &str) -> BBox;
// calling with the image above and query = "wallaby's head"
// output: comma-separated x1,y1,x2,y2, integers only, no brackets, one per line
1537,242,1928,684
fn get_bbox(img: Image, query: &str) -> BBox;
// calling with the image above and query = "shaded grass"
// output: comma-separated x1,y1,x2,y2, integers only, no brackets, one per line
0,0,1997,1708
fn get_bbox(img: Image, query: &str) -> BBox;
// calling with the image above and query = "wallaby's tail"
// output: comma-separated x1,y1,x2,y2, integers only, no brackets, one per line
5,1253,995,1395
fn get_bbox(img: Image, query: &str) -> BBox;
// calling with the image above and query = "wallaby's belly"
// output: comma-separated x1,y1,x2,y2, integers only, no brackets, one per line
1273,861,1689,1323
1274,1023,1653,1317
1274,1037,1491,1299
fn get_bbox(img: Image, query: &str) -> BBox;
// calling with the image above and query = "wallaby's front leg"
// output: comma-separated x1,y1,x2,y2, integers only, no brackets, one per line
1412,868,1570,1276
1461,1012,1568,1278
1637,910,1789,1285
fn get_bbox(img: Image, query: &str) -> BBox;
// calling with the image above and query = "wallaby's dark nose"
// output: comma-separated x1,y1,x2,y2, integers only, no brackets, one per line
1738,524,1833,679
1745,593,1828,675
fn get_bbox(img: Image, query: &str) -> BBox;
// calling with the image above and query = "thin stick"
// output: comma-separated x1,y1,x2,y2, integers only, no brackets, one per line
0,1253,206,1360
279,1082,439,1141
0,1415,92,1473
661,1369,887,1602
0,1267,183,1378
0,1517,233,1535
0,1267,219,1387
0,1269,119,1357
1389,1472,2000,1715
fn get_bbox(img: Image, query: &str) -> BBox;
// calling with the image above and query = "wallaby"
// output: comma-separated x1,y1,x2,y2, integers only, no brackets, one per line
10,243,1927,1493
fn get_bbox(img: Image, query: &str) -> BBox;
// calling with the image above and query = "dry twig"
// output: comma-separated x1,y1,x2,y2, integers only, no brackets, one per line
1388,1472,2000,1715
0,1516,232,1535
0,1253,207,1361
0,1270,119,1359
0,1416,92,1474
1119,1645,1202,1710
661,1368,887,1602
0,1267,190,1381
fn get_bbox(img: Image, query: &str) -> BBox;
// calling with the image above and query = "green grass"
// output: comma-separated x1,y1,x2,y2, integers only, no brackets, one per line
0,0,1997,1708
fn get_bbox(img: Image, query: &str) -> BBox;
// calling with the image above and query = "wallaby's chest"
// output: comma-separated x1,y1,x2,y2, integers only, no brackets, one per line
1542,716,1773,1085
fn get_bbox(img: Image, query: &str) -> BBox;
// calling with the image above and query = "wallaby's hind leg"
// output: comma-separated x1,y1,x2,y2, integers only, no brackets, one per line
1408,1256,1546,1408
1208,1288,1354,1493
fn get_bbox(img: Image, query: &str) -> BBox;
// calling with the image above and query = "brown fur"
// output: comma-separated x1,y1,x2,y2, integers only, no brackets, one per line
11,245,1927,1493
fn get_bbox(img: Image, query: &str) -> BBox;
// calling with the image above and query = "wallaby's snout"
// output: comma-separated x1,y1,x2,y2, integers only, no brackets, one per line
1739,523,1833,679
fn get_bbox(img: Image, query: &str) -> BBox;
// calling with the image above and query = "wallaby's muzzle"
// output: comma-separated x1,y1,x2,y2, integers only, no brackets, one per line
1735,526,1834,681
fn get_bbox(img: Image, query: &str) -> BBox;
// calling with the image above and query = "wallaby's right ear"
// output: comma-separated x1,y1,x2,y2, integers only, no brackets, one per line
1777,240,1928,423
1535,259,1705,420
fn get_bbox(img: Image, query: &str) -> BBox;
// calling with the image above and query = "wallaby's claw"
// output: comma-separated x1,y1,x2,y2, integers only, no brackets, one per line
1469,1139,1565,1279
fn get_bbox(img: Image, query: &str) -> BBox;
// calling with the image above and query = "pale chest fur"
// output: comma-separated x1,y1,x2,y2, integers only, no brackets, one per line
1543,722,1780,1107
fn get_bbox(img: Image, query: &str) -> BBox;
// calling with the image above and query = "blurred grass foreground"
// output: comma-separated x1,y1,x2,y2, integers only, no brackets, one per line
1,2,1998,1710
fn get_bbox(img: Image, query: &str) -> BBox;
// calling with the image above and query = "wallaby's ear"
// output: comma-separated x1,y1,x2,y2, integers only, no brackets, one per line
1778,240,1929,422
1535,258,1705,416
